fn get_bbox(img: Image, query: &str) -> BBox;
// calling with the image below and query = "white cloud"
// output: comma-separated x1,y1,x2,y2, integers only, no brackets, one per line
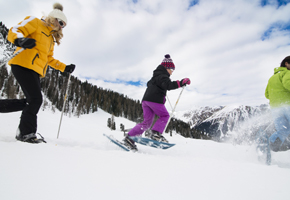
2,0,290,111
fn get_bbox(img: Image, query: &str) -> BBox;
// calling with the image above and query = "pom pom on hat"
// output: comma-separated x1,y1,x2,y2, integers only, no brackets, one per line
53,3,63,11
48,3,67,24
161,54,175,70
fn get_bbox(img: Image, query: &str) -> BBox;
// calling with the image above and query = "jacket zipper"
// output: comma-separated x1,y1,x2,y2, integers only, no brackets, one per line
43,34,54,75
32,53,39,65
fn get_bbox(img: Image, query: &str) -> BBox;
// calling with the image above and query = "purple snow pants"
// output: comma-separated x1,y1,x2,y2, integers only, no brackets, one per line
128,101,170,137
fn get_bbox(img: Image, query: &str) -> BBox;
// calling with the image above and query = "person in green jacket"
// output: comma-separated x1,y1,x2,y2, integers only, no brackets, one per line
265,56,290,151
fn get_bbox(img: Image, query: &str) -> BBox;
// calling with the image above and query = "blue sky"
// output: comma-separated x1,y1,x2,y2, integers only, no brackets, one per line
104,79,143,87
2,0,290,111
261,0,290,7
262,21,290,40
189,0,199,8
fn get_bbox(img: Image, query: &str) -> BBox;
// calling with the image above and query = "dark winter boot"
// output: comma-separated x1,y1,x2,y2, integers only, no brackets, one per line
269,137,282,152
16,130,46,144
123,136,138,151
148,130,168,143
276,137,290,152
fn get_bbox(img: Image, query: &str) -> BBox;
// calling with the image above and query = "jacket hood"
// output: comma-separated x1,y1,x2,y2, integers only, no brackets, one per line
274,67,288,74
153,65,170,78
266,66,290,107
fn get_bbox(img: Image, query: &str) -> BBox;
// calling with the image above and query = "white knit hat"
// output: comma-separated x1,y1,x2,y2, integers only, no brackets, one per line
48,3,67,24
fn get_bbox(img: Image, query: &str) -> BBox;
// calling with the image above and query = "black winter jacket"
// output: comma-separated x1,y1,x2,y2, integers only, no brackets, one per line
142,65,179,104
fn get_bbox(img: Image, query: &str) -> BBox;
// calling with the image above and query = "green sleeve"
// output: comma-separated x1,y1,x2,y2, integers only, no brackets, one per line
282,71,290,91
265,84,269,99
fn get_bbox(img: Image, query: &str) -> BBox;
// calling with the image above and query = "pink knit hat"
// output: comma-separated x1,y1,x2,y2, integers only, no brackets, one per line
161,54,175,70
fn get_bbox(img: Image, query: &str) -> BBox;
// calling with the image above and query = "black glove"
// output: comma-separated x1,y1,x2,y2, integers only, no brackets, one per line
65,64,75,73
14,38,36,49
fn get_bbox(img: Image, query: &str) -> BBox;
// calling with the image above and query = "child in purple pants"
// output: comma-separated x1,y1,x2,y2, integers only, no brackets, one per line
123,54,190,150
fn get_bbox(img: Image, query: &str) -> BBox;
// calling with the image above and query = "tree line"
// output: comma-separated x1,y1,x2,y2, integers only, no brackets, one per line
0,22,209,139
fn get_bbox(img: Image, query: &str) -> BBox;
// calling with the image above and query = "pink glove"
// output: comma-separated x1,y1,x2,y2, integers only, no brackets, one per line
177,78,191,87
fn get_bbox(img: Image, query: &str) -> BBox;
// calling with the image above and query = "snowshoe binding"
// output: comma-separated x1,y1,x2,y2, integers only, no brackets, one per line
147,130,168,143
16,132,46,143
123,135,138,151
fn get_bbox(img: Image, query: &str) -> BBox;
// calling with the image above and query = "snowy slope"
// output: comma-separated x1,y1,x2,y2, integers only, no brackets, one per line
0,109,290,200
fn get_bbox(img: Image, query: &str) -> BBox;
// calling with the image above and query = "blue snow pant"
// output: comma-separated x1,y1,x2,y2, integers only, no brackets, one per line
270,106,290,145
128,101,170,137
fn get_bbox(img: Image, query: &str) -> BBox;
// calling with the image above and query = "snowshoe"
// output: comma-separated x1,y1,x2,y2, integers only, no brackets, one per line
269,137,282,152
270,137,290,152
123,136,138,151
16,132,46,143
280,137,290,151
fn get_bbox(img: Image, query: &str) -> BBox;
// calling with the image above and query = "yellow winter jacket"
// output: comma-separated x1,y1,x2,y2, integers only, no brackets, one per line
7,16,66,77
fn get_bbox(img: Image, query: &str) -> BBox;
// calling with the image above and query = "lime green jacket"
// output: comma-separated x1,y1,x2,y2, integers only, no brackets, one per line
265,67,290,107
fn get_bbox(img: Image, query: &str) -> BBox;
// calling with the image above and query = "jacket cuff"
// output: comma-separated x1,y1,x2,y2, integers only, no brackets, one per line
177,80,180,88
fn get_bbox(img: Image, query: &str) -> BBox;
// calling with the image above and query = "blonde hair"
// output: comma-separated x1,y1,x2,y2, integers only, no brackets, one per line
43,16,63,45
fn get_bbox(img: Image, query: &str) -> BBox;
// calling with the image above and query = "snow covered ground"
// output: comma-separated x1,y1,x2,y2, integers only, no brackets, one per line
0,109,290,200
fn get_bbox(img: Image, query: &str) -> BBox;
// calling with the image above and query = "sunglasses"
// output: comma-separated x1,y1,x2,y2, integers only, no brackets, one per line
57,19,65,28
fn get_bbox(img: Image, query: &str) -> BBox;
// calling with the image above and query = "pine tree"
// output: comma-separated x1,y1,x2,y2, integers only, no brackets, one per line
112,121,116,130
107,118,111,129
4,71,17,98
120,123,125,132
111,114,115,130
0,65,8,90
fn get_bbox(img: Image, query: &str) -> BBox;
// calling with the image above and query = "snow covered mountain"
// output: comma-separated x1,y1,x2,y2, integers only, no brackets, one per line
176,104,272,142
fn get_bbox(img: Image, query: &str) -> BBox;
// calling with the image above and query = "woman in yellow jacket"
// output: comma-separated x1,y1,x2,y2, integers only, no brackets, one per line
7,3,76,143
